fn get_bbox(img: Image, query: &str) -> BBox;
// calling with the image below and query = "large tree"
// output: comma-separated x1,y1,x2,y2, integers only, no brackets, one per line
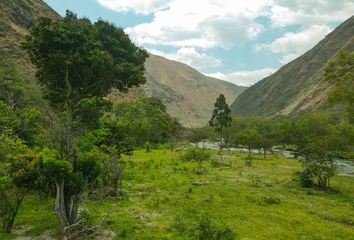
23,11,148,232
209,94,232,160
23,11,147,162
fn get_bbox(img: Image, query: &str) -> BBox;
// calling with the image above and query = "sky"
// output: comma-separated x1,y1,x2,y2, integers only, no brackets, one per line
43,0,354,86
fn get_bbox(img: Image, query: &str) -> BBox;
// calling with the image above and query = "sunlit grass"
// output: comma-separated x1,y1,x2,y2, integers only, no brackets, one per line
1,149,354,239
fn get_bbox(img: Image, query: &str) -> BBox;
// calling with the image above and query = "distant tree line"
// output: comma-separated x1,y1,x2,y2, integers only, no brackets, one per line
187,50,354,190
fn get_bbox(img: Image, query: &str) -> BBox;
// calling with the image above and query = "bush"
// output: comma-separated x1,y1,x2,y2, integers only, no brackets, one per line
182,148,211,162
300,144,337,189
182,148,211,173
196,213,235,240
248,174,262,187
258,196,281,205
299,170,313,188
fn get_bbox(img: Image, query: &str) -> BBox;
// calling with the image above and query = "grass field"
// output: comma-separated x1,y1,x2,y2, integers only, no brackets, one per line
1,149,354,239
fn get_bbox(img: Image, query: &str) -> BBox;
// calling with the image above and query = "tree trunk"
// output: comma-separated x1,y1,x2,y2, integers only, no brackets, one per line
263,148,266,159
55,180,69,233
64,64,75,164
1,189,26,233
68,180,87,225
220,125,223,161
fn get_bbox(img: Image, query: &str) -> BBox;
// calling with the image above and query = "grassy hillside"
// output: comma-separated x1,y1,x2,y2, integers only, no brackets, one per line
143,54,246,127
1,149,353,239
0,0,59,107
231,15,354,116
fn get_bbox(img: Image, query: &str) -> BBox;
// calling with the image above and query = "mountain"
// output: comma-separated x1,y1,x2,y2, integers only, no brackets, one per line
143,54,245,127
231,15,354,116
0,0,60,107
110,54,246,127
1,0,245,128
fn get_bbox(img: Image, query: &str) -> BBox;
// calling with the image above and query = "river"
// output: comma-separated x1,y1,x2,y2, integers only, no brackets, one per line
194,141,354,177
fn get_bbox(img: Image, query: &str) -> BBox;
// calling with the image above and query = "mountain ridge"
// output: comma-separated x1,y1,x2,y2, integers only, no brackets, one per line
231,15,354,116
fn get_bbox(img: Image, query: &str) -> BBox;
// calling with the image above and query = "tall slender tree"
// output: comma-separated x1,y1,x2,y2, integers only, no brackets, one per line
209,94,232,160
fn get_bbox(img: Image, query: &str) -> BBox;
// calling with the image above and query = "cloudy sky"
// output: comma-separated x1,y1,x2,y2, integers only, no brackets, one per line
43,0,354,86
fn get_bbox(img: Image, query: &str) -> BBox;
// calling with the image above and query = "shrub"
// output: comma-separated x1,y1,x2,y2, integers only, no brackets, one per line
248,174,262,187
182,148,211,171
299,170,313,188
196,213,235,240
258,196,281,205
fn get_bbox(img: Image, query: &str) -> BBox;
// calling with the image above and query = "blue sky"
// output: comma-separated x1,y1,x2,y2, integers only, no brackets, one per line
43,0,354,86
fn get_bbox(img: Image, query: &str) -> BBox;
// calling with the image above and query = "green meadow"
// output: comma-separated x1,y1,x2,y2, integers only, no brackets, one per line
2,149,354,240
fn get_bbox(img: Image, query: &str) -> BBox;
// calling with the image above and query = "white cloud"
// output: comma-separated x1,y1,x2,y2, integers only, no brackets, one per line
256,25,332,63
147,47,222,69
96,0,354,52
268,0,354,27
95,0,354,74
206,67,278,86
280,53,300,64
124,0,267,49
97,0,172,15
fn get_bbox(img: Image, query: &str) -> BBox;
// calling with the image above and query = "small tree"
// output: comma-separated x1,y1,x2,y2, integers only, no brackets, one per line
0,150,38,233
182,148,211,173
293,113,346,189
209,94,232,160
299,143,337,189
234,128,259,165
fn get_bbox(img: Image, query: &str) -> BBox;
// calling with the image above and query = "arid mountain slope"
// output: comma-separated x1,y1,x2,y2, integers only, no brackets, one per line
0,0,60,106
110,54,246,127
142,54,246,127
231,15,354,116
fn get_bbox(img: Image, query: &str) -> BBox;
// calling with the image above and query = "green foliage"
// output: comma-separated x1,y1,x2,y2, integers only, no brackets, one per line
209,94,232,130
74,97,112,129
0,64,31,108
209,94,232,150
0,101,44,147
290,113,348,189
75,150,101,182
196,213,235,240
299,143,337,189
182,148,211,172
2,149,354,239
187,127,216,144
22,11,148,109
42,158,72,183
21,11,148,232
8,151,39,188
0,150,39,233
144,141,152,153
257,196,281,205
248,174,262,187
182,148,211,163
324,51,354,123
114,97,182,146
